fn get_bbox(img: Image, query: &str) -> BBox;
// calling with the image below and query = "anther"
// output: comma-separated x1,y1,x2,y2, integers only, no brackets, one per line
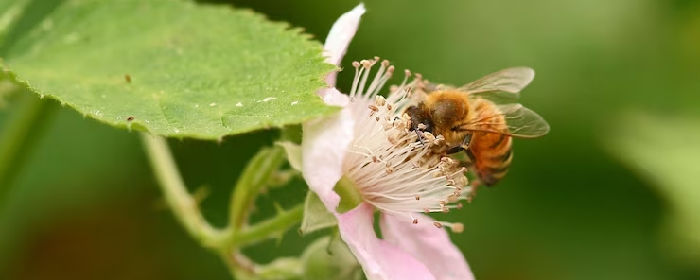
376,116,380,121
412,219,418,224
456,203,463,209
452,223,464,233
387,65,395,74
372,156,378,163
415,195,420,200
405,69,411,77
433,222,443,228
352,61,360,67
381,60,390,67
368,104,379,112
375,96,386,106
423,208,430,213
385,167,394,174
387,104,392,110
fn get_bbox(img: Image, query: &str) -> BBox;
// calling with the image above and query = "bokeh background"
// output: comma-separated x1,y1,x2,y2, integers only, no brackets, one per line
2,0,700,279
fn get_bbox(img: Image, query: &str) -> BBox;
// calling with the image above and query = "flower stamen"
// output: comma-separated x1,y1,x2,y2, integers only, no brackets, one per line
339,58,472,225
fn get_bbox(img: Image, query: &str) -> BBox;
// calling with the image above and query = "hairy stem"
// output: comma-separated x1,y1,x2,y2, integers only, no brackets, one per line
228,146,286,231
234,203,304,248
140,133,228,248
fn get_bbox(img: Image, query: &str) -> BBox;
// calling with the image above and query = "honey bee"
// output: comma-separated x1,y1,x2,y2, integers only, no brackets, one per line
404,67,550,187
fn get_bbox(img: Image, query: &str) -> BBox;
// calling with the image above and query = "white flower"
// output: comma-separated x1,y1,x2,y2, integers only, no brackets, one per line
298,4,476,280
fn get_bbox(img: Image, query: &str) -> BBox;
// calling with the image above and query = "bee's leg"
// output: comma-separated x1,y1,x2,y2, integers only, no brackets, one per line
461,133,473,149
446,145,463,154
447,134,473,154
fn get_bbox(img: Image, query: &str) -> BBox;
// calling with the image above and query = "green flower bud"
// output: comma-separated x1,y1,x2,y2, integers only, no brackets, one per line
301,236,361,280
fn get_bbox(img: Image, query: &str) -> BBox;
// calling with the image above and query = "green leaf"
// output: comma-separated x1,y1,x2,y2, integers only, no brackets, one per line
2,0,337,139
300,191,337,236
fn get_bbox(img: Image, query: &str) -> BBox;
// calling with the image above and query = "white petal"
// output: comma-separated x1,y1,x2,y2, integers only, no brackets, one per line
323,3,366,86
301,91,354,212
319,87,350,107
337,203,436,280
379,213,475,280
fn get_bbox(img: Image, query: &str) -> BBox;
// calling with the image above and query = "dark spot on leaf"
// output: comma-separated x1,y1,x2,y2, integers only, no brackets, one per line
125,74,132,83
126,116,134,121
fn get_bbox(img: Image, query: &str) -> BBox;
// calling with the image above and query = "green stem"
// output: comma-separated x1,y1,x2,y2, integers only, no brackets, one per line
142,134,306,279
0,94,55,205
234,203,304,248
140,133,228,248
229,146,286,231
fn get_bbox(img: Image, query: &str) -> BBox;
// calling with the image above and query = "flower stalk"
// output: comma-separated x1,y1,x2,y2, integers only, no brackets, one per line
228,145,287,230
140,133,228,247
232,203,304,248
141,133,307,279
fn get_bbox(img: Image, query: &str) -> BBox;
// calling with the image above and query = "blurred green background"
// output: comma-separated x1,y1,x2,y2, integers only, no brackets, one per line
2,0,700,279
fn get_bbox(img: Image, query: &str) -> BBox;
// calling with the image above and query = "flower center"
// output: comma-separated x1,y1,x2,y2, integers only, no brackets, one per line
339,58,472,231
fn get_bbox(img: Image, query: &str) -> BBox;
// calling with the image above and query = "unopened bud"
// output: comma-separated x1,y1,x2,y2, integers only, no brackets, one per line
301,237,360,280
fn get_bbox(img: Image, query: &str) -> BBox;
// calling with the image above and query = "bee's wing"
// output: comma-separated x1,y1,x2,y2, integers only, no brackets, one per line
458,103,550,138
459,67,535,103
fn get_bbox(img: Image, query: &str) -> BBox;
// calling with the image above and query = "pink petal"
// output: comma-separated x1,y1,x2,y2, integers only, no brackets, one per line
379,213,475,280
301,89,354,213
318,87,350,107
323,3,366,86
337,203,437,280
